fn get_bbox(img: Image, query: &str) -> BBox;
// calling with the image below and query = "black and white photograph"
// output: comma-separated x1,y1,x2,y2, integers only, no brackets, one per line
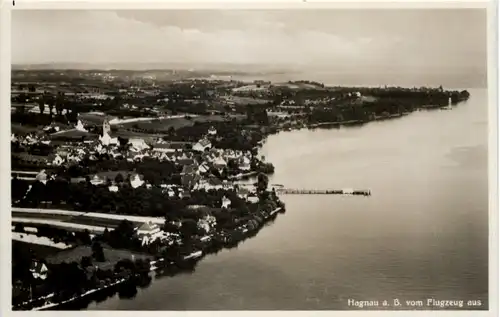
4,2,496,313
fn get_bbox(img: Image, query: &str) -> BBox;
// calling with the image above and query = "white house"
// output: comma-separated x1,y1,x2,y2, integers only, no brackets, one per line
35,170,48,184
198,163,210,174
130,174,145,188
99,133,119,147
247,193,260,204
213,156,227,167
192,138,212,152
221,196,232,209
30,261,48,280
197,215,217,234
75,120,88,132
239,156,251,171
207,126,217,135
52,154,65,166
90,175,106,186
136,222,164,246
129,138,150,151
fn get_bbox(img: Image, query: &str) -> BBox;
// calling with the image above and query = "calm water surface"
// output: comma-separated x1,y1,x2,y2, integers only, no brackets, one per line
90,88,488,310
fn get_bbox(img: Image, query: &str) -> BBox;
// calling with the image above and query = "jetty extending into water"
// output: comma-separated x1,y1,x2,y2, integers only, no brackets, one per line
274,188,371,196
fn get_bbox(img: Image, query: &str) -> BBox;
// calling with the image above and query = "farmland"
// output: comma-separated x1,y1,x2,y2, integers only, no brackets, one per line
45,245,153,271
119,114,243,132
13,240,62,258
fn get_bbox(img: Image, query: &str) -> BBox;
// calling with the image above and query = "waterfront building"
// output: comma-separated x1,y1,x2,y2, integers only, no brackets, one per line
238,156,251,171
197,175,224,190
136,222,163,246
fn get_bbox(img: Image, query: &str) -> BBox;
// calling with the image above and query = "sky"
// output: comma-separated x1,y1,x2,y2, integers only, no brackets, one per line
12,9,488,87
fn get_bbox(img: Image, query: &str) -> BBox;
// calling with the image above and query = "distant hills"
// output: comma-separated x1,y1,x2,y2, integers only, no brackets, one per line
11,63,486,89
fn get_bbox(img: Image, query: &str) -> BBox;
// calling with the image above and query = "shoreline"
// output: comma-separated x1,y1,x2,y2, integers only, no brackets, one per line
11,86,470,312
271,102,463,134
14,207,283,311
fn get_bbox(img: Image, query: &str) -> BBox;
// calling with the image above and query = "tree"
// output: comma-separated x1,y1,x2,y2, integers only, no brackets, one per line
80,256,93,268
256,173,269,193
14,223,24,233
91,242,105,262
80,229,92,245
15,105,26,115
115,173,124,184
118,137,129,147
55,93,64,116
37,96,45,115
48,102,54,117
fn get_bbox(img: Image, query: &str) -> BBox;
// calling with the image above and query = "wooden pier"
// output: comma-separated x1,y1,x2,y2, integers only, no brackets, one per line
274,188,371,196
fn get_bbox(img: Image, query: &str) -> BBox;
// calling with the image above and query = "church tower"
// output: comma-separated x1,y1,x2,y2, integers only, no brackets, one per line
102,118,111,137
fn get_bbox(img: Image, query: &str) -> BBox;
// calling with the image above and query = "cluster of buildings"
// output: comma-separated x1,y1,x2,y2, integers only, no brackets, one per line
13,118,262,210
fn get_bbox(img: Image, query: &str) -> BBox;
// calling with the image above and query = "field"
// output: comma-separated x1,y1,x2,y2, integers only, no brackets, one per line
13,240,62,258
45,245,153,270
12,208,165,232
273,82,325,90
223,96,271,106
12,232,73,249
12,218,108,233
120,114,237,132
11,123,41,135
79,112,115,125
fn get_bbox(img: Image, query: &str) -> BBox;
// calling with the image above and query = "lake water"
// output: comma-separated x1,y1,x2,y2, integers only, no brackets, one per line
89,88,489,310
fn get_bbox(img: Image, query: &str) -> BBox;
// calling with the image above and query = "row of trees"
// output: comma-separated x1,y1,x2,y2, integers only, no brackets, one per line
13,174,256,217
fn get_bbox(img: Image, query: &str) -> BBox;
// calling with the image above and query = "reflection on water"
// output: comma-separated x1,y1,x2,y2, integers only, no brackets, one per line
89,89,488,311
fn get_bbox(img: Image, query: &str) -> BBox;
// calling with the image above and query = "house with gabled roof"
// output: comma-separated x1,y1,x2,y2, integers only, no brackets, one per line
128,138,150,151
30,261,48,280
198,175,224,190
192,138,212,152
181,164,198,176
239,156,252,171
135,221,164,246
90,174,106,186
130,173,145,188
50,154,65,166
237,187,250,200
36,170,48,184
207,126,217,136
177,158,196,166
198,162,210,174
181,173,201,190
221,196,231,209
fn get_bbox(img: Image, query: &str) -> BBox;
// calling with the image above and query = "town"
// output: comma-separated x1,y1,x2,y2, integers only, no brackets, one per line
11,68,470,310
